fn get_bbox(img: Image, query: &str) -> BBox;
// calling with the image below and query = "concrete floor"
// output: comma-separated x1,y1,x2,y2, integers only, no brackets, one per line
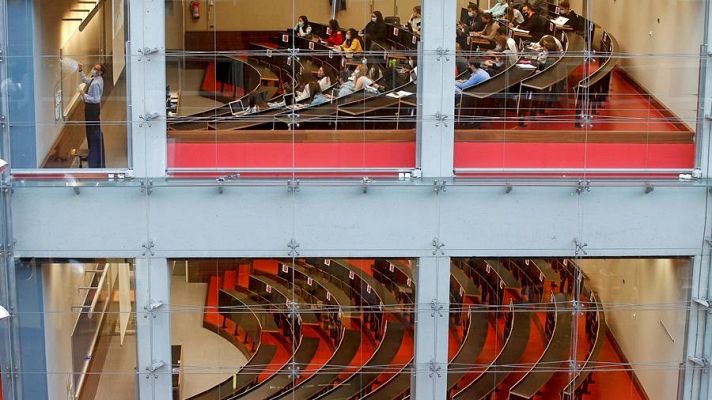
170,275,248,399
166,63,226,117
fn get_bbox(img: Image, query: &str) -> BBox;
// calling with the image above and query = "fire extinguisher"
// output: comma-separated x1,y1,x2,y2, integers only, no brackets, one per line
190,1,200,19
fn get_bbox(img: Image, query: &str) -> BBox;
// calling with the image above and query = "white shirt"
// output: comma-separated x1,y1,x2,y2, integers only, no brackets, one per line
505,37,519,65
79,71,104,104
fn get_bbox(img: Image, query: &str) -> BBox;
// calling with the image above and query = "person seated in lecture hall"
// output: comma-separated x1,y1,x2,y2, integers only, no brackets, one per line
532,35,561,69
474,12,500,42
400,56,417,82
307,82,329,106
487,0,510,18
496,27,519,64
504,5,525,25
558,1,581,30
294,15,313,38
455,60,490,92
336,28,363,54
464,4,485,31
407,6,422,35
323,19,344,46
540,34,563,51
295,67,332,102
455,43,469,76
517,3,548,37
361,11,387,50
457,4,484,49
337,64,383,97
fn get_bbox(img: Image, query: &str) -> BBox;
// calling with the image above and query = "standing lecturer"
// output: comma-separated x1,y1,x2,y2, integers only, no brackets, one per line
78,63,105,168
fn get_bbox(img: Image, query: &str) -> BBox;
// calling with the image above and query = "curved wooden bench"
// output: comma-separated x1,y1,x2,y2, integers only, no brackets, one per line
250,274,319,324
236,336,320,399
560,292,607,400
272,329,362,400
453,304,531,400
447,308,490,391
509,292,573,399
314,321,407,400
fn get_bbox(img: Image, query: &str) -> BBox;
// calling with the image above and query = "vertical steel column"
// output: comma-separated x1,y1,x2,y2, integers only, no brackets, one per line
129,0,167,177
0,168,18,400
0,0,8,163
696,0,712,174
0,1,18,397
684,3,712,398
417,0,456,178
135,257,172,400
413,256,450,400
683,255,710,400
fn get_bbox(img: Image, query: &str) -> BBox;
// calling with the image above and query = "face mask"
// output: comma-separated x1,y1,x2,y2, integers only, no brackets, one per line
346,34,351,40
371,17,377,22
468,11,474,17
90,69,97,77
298,21,304,26
408,60,414,67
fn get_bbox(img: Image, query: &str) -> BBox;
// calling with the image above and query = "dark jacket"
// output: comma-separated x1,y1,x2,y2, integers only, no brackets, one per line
364,20,387,42
519,13,548,37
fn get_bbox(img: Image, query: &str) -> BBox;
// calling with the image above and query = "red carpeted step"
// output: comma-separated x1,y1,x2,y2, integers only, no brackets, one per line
299,325,335,382
257,332,292,382
237,263,251,288
223,270,237,290
253,259,279,275
200,62,218,94
204,276,224,329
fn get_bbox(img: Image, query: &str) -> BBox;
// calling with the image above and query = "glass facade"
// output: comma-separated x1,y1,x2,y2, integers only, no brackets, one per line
1,1,711,400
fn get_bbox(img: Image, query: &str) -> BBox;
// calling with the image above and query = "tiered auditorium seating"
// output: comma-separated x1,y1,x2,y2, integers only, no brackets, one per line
446,258,607,400
191,258,414,400
190,256,606,400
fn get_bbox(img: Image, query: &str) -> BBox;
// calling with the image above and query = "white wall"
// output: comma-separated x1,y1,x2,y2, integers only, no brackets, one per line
585,0,705,130
32,1,110,166
42,263,93,400
580,258,691,400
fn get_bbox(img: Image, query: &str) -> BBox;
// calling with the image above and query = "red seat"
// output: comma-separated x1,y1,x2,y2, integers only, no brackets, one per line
223,270,237,290
203,276,224,329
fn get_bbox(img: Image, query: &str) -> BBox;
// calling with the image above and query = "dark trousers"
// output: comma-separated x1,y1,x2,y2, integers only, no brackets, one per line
84,103,105,168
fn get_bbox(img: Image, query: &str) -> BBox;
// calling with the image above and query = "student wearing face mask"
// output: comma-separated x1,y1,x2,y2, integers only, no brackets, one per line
337,28,363,54
78,63,106,168
407,6,422,35
457,4,484,49
294,16,313,38
403,57,417,82
362,11,387,50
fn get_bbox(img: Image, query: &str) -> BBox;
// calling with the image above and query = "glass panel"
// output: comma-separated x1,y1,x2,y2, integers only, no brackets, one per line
15,259,136,399
169,257,415,398
453,0,704,178
447,257,690,399
7,1,130,173
166,0,419,178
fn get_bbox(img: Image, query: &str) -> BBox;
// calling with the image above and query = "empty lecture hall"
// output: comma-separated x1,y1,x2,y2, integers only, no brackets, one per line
1,1,711,400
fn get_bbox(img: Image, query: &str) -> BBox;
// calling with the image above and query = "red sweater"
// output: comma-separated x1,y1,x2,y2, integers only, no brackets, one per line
325,31,344,46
